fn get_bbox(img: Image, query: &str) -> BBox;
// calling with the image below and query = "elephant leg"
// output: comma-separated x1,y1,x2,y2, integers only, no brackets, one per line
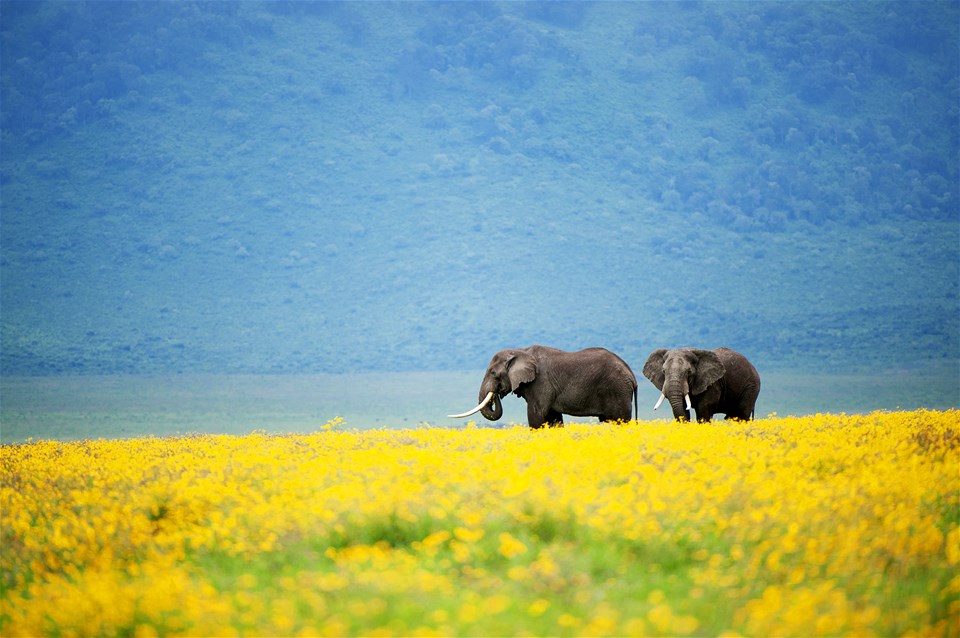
528,403,564,429
607,400,632,423
544,409,564,428
691,398,713,423
527,404,546,429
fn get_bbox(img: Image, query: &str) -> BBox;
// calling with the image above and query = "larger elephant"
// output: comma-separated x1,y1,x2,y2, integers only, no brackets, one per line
449,345,638,429
642,347,760,422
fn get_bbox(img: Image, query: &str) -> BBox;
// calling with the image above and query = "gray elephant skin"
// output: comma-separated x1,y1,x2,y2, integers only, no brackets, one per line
643,347,760,422
450,345,638,429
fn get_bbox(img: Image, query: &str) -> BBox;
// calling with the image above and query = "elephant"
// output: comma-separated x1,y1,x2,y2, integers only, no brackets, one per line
449,345,638,429
642,347,760,422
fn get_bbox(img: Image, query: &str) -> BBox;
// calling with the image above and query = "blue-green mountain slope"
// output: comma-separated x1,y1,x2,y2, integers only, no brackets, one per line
1,1,957,376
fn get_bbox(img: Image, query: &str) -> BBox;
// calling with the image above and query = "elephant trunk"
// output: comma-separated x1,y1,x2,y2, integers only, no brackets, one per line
449,377,505,421
664,375,691,422
477,375,503,421
479,391,503,421
668,393,690,422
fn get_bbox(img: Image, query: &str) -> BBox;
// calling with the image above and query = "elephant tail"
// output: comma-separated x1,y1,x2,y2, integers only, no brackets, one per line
633,386,638,421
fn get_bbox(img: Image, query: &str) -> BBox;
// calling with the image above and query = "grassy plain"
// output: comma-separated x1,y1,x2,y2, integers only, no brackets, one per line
2,411,958,636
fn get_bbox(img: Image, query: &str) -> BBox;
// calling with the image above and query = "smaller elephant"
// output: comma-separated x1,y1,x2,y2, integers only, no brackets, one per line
642,347,760,422
449,345,638,429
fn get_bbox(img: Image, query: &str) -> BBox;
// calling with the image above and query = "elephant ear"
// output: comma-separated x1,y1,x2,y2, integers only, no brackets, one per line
506,350,537,392
642,349,668,390
691,350,725,395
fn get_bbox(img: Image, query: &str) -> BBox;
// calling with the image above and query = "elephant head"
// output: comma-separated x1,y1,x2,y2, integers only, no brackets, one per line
642,348,725,421
448,349,537,421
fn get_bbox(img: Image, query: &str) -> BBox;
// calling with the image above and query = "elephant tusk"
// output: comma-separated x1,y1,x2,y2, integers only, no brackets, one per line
653,393,666,410
685,394,692,411
448,391,495,418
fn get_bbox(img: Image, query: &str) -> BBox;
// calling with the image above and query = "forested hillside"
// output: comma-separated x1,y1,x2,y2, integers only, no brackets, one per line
2,1,957,375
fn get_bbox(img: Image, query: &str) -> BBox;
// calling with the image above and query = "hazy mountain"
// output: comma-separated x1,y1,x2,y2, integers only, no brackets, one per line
2,1,957,376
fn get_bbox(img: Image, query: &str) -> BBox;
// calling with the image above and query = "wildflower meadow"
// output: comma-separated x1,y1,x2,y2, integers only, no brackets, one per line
2,410,958,636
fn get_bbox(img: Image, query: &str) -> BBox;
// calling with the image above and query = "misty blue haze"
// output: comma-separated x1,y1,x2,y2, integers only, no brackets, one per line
1,1,958,436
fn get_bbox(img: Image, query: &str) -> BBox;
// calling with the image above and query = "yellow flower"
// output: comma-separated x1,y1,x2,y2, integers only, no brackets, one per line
453,527,485,543
421,530,452,549
1,410,955,637
498,532,528,559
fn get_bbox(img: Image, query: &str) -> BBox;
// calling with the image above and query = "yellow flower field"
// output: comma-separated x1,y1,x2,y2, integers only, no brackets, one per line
2,411,958,636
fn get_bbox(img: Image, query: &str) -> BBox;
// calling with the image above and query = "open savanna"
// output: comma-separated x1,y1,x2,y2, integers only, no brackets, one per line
2,411,958,637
